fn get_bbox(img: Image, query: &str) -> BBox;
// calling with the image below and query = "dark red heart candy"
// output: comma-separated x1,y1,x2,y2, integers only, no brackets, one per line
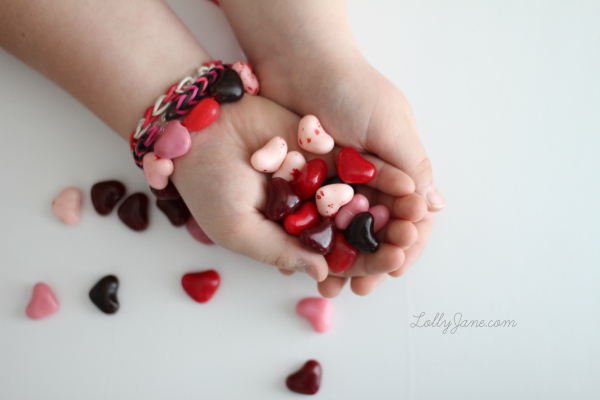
150,180,181,200
265,178,301,221
299,217,336,255
117,193,149,231
156,198,191,227
325,232,359,273
295,159,327,200
284,202,319,236
337,148,376,184
286,360,322,395
181,270,220,303
91,180,126,215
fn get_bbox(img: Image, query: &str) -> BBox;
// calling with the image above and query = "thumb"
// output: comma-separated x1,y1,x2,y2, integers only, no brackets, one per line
410,156,445,212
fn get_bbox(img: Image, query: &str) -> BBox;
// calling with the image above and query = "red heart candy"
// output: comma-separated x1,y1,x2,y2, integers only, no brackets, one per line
286,360,322,395
299,217,336,255
284,202,319,236
184,97,220,132
181,270,220,303
325,232,358,273
265,178,301,221
336,148,376,184
295,159,327,200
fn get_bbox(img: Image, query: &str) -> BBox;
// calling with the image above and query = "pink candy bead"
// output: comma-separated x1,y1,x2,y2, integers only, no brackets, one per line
51,187,82,226
186,216,214,245
315,184,354,217
26,283,59,319
154,120,191,159
334,194,370,230
369,205,390,233
250,136,288,173
232,61,259,95
298,115,334,155
272,151,306,183
143,152,174,190
296,297,333,333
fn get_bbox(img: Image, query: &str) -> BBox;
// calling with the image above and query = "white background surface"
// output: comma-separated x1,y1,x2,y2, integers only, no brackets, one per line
1,1,599,399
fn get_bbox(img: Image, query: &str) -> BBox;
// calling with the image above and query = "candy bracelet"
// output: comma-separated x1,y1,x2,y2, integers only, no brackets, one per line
130,61,259,190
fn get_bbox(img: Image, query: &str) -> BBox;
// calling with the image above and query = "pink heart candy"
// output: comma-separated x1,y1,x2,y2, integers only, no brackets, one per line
250,136,288,173
298,115,334,155
272,151,306,183
52,187,82,226
369,205,390,233
186,216,215,245
143,152,174,190
296,297,333,333
315,184,354,217
334,194,370,230
232,61,259,95
154,120,191,159
26,283,59,320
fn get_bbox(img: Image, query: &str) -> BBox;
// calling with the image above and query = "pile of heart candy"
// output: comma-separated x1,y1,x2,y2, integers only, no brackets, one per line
251,115,390,273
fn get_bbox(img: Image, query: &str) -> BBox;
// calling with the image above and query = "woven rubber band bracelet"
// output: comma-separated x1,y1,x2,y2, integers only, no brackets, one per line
130,61,259,190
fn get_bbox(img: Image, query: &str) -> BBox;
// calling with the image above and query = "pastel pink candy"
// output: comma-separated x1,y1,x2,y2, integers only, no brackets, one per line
334,194,370,230
154,120,191,159
26,283,59,320
52,187,82,226
298,115,334,155
143,152,174,190
250,136,288,173
186,216,215,245
296,297,333,333
369,205,390,233
232,61,259,95
315,184,354,217
272,151,306,182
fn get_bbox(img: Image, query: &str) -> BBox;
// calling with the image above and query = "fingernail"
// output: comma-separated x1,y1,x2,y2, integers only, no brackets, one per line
424,185,445,210
298,261,320,282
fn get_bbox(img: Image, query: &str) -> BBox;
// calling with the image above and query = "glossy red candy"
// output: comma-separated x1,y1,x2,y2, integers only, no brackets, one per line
265,177,301,221
295,159,327,200
299,217,336,255
181,270,220,303
156,198,190,226
325,232,359,273
117,193,149,231
284,202,319,236
337,148,376,184
150,180,181,200
184,97,219,132
286,360,322,395
91,180,126,215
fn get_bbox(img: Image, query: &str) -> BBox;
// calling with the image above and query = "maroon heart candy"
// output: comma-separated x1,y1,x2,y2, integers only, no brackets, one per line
156,198,190,227
150,179,181,200
265,177,301,221
118,193,149,231
91,180,126,215
286,360,322,395
299,217,336,255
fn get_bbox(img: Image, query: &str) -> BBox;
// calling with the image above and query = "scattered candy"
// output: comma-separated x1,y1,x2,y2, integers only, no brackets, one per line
296,297,332,333
154,120,192,159
150,180,181,200
272,151,306,183
322,175,357,194
294,159,327,200
209,68,244,103
337,147,376,184
156,198,191,227
369,205,390,233
186,216,214,245
299,217,336,255
231,61,259,95
345,212,379,253
284,202,319,236
298,115,334,155
91,180,126,215
315,184,354,217
184,97,220,132
118,193,149,231
89,275,119,314
143,152,174,190
25,283,59,320
334,193,369,230
265,177,301,221
251,136,288,173
51,187,82,225
286,360,322,395
325,232,358,273
181,270,220,303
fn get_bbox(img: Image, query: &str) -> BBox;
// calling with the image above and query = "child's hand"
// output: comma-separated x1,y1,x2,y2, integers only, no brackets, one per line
171,95,422,283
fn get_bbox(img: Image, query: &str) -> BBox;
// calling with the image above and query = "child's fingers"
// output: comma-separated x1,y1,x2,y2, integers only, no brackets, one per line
227,212,329,282
350,274,388,296
358,187,428,222
389,212,435,277
359,153,415,197
377,219,419,250
279,268,295,276
317,276,348,298
336,243,404,277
